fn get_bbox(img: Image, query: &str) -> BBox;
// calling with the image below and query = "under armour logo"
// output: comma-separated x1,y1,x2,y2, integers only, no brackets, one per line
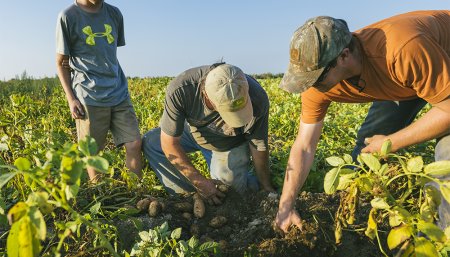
82,24,115,46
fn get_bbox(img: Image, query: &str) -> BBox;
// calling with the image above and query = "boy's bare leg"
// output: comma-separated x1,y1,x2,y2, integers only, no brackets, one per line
125,139,143,179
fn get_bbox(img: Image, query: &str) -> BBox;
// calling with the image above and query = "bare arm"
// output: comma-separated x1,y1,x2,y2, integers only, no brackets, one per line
275,120,324,233
160,130,224,204
56,54,85,119
363,97,450,153
249,144,275,192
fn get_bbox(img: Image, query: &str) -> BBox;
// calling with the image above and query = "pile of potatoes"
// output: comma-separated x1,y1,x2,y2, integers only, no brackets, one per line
136,184,230,229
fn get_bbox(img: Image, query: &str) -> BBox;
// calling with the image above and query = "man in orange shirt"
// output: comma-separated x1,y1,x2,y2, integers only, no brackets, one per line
274,10,450,232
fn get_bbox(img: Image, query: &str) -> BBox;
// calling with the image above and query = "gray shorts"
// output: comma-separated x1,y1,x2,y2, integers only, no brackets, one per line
76,98,141,149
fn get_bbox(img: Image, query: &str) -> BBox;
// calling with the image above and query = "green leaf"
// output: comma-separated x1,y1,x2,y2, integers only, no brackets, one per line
188,236,199,248
324,168,339,194
14,157,31,171
138,231,150,241
78,136,98,156
86,156,109,173
0,171,18,189
356,177,373,193
424,161,450,177
7,202,29,224
365,209,377,240
29,207,46,240
387,225,412,249
371,198,390,210
379,163,388,176
336,169,356,190
27,192,53,215
7,217,20,257
360,153,381,172
199,241,219,251
90,202,101,215
61,157,83,185
407,156,423,173
389,207,411,227
343,154,353,164
171,227,182,240
440,182,450,204
16,216,42,257
326,157,345,167
416,221,446,243
414,237,439,257
380,139,392,156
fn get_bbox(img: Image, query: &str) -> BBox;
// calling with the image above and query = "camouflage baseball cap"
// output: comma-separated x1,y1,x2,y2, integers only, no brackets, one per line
205,64,253,128
279,16,352,93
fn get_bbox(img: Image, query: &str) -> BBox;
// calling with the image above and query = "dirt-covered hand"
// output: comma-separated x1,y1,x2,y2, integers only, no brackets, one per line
195,178,225,205
274,208,303,234
69,99,85,119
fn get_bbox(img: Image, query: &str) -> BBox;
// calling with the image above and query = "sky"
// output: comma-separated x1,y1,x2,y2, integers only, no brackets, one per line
0,1,448,81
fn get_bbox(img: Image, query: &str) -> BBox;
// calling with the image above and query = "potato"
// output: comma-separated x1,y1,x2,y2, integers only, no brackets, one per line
148,200,161,217
193,193,205,218
209,216,227,228
217,184,229,194
182,212,192,220
173,202,193,212
136,198,152,212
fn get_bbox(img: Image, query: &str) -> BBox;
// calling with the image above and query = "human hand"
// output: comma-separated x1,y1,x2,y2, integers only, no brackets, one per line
195,178,226,205
361,135,394,153
274,208,303,234
69,99,85,119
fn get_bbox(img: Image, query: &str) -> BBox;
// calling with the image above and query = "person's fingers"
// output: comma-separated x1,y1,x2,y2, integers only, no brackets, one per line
211,195,222,205
272,220,285,236
215,191,226,199
292,215,303,232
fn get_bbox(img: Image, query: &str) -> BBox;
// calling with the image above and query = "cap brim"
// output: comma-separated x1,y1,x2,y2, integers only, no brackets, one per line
279,63,325,94
218,99,253,128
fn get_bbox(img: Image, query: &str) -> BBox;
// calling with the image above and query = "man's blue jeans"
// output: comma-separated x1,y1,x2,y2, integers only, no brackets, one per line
352,99,450,229
142,126,257,195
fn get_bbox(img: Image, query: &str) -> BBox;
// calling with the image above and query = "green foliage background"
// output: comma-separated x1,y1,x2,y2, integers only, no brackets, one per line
0,75,435,255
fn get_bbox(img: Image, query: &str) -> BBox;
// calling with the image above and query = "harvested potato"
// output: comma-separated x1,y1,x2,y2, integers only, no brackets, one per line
136,198,151,212
182,212,192,220
218,240,228,249
173,202,193,212
209,216,227,228
148,200,161,217
193,193,205,218
217,184,229,194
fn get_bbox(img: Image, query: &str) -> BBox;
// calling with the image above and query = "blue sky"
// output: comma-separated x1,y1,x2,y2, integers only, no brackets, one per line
0,1,448,80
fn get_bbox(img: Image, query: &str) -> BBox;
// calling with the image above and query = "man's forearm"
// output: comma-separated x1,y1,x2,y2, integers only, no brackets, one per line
389,103,450,151
56,55,75,102
249,145,272,190
278,120,323,211
161,138,204,186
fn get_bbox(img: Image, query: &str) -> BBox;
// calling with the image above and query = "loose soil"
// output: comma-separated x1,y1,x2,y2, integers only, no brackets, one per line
116,189,387,257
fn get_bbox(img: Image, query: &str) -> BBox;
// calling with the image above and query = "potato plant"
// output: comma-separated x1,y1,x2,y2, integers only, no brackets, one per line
324,140,450,256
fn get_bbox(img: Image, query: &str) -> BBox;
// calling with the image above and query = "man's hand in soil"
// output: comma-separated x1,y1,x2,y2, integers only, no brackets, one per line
195,177,225,205
274,208,303,234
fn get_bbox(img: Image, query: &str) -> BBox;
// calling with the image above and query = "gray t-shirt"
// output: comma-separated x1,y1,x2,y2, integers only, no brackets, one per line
56,2,128,106
160,64,269,152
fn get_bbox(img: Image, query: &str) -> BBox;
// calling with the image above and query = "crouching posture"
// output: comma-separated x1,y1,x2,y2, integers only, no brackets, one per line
143,63,274,204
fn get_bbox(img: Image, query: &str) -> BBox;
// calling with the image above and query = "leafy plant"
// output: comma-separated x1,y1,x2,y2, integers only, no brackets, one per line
128,221,219,257
324,140,450,256
1,137,119,257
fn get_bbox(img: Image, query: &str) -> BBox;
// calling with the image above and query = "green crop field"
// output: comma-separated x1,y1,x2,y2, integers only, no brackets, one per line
1,75,448,257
